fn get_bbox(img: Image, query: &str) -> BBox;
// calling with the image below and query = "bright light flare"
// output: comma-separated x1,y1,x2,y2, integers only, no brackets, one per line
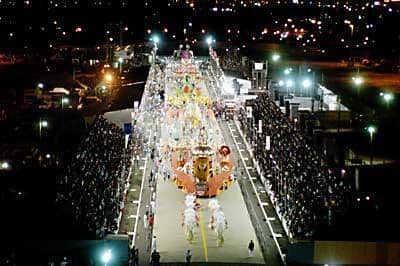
352,76,364,86
302,78,312,88
272,53,280,62
101,249,112,264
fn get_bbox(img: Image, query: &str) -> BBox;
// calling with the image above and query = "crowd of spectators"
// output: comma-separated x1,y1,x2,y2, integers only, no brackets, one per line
237,92,351,239
219,48,243,73
56,115,133,238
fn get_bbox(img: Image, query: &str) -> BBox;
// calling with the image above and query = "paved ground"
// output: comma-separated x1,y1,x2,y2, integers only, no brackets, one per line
154,173,264,264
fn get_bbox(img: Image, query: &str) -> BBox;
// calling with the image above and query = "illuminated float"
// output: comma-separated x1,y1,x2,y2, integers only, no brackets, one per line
164,58,235,197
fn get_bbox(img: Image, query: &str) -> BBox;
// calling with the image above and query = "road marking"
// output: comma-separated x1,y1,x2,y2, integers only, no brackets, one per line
261,202,269,206
227,120,286,263
273,233,283,238
198,208,209,262
131,157,148,249
132,200,139,204
268,217,276,221
247,167,253,170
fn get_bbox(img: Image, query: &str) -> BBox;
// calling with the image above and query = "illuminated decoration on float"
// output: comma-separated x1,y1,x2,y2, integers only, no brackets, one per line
163,55,235,197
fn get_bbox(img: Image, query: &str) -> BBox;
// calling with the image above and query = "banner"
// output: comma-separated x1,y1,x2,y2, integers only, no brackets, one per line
246,106,252,118
266,136,271,151
134,101,139,112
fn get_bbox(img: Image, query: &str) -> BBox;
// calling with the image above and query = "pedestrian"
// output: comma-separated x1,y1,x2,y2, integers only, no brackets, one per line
150,250,160,266
151,200,157,214
149,214,154,228
151,235,157,252
185,249,192,266
143,211,149,229
248,240,255,257
134,248,139,266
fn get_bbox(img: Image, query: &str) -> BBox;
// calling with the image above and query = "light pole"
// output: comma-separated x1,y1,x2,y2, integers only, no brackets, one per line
118,57,123,74
367,125,376,165
39,119,48,140
151,34,160,64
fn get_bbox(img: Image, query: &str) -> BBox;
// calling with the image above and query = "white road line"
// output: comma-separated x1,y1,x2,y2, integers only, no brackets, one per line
227,120,286,264
131,156,148,249
234,119,291,238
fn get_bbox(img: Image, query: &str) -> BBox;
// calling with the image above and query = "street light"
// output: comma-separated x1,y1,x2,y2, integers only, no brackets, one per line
1,161,10,170
101,249,112,266
61,97,69,110
286,79,294,96
105,73,113,83
366,125,377,165
352,75,364,96
152,35,160,45
272,53,280,62
380,92,394,108
206,36,213,46
352,76,364,86
39,119,48,139
302,78,312,89
284,68,291,75
37,83,44,89
151,34,160,64
118,57,123,73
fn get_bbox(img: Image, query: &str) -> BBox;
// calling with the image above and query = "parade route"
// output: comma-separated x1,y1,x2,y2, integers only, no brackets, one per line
153,176,264,264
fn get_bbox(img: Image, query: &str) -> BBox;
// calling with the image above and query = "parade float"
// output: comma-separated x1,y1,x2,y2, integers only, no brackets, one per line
163,58,235,198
